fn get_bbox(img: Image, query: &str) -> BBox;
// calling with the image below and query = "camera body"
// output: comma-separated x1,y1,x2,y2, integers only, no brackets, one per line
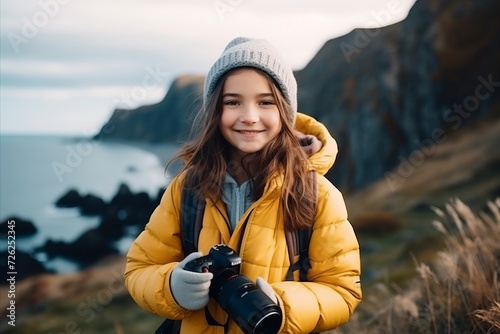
184,244,282,334
184,244,241,297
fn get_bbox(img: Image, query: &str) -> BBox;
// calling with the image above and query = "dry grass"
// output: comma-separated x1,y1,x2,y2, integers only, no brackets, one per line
350,211,403,235
3,199,499,334
338,198,500,334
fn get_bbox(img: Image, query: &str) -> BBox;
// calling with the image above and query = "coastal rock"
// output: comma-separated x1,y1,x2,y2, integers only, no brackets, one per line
95,74,204,143
1,183,161,276
0,250,52,283
110,183,134,207
38,240,70,258
55,189,82,208
97,210,126,240
0,216,37,237
40,230,119,267
79,194,107,216
110,183,154,214
107,183,156,228
69,229,120,266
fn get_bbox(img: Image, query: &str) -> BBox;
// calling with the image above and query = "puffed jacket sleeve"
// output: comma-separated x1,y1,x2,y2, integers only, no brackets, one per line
124,175,192,319
295,112,338,175
272,175,362,333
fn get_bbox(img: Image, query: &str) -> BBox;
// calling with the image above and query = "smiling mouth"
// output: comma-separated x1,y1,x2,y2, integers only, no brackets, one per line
235,130,264,134
234,130,264,136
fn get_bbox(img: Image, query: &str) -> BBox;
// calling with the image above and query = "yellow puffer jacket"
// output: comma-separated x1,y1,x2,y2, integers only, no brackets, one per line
125,113,362,333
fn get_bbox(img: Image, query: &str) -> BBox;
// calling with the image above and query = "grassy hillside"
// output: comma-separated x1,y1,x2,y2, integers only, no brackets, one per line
347,117,500,287
2,198,498,334
2,99,499,334
336,198,500,333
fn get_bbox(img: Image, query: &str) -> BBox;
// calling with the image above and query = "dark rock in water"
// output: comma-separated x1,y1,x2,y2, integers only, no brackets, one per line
56,189,108,216
0,250,53,283
0,216,37,237
39,230,119,267
55,189,82,208
107,183,156,228
132,191,156,222
37,239,69,258
42,183,162,269
68,229,120,266
97,209,127,240
134,191,153,210
110,183,154,211
110,183,134,207
79,194,107,216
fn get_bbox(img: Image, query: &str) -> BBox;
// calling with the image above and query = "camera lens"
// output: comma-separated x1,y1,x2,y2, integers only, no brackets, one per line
217,275,282,334
253,310,283,334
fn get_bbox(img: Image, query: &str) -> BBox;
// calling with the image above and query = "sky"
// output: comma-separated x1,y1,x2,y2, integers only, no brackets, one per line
1,0,416,135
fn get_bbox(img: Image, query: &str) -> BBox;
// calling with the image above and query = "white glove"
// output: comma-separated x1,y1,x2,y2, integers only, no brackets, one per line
170,252,213,310
256,277,278,304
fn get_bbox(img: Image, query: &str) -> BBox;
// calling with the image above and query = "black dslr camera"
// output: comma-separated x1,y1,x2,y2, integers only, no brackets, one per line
184,244,282,334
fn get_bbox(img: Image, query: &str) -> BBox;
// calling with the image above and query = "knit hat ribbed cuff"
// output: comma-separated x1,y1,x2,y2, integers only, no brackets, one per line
204,37,297,122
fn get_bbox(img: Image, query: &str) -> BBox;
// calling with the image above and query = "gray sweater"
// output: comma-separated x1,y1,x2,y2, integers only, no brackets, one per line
221,172,254,231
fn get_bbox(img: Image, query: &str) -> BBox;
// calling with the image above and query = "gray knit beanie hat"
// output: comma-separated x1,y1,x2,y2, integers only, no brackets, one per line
204,37,298,122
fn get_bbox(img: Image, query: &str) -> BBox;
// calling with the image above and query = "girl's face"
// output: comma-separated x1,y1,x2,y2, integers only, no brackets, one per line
220,68,282,160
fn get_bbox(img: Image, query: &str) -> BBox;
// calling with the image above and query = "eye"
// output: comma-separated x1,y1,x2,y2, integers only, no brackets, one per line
259,100,275,106
223,100,240,106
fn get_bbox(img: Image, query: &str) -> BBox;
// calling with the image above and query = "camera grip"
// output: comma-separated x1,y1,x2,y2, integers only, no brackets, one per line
170,252,213,310
184,254,213,273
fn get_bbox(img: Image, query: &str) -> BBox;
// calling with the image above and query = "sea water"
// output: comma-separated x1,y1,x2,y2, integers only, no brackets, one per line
0,135,174,272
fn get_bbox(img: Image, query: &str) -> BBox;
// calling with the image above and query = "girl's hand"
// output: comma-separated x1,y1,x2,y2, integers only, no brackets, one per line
294,130,323,157
170,252,214,310
256,277,278,304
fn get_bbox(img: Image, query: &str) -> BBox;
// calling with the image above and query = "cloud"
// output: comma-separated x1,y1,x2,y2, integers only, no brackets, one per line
0,0,416,134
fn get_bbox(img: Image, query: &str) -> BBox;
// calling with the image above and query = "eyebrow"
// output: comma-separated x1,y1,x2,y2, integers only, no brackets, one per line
222,93,274,98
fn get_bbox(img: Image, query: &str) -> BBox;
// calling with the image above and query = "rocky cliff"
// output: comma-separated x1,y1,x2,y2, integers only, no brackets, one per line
96,74,204,143
95,0,500,192
296,0,500,191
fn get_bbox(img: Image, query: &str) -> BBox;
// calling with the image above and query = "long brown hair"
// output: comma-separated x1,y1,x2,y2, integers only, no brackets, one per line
168,68,315,230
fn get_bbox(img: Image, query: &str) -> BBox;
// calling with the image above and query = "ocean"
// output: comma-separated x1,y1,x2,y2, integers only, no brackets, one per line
0,135,177,273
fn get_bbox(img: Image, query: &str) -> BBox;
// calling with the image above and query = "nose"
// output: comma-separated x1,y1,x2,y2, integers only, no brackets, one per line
240,104,259,124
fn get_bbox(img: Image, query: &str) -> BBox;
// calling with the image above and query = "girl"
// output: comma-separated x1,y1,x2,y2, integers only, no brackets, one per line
125,37,362,333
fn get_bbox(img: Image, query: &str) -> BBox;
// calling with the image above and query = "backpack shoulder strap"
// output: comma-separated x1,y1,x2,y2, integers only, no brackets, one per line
286,170,318,281
180,187,206,257
181,170,317,281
